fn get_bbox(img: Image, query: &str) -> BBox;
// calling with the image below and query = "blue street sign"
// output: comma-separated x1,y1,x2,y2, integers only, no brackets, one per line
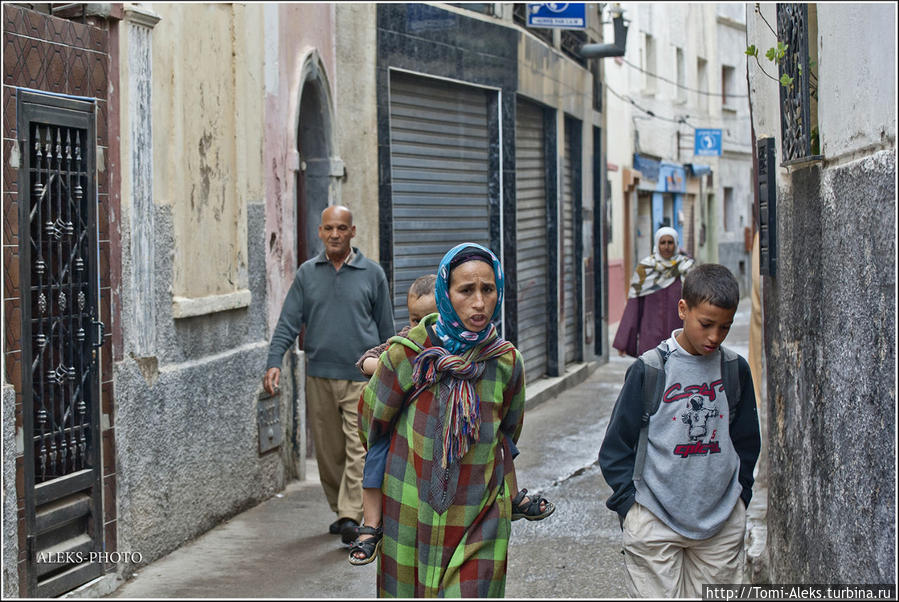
694,129,722,156
527,3,586,29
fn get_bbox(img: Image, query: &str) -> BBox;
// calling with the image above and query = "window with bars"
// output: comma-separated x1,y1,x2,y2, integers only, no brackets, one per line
777,3,820,162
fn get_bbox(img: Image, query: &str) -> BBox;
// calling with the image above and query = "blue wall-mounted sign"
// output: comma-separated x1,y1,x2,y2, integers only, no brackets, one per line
694,129,722,156
527,3,586,29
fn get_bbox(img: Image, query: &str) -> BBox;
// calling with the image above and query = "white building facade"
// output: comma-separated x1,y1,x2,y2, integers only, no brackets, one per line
604,2,753,323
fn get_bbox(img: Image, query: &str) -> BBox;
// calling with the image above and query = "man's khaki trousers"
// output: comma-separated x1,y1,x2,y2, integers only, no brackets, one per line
306,376,367,524
622,500,746,598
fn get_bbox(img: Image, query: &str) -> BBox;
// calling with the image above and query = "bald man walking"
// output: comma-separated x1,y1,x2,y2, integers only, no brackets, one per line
264,205,394,544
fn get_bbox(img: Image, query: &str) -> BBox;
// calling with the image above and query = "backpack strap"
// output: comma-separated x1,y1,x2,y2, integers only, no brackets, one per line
633,343,669,482
719,345,741,425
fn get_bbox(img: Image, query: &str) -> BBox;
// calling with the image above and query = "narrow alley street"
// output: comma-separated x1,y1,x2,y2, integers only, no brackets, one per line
4,3,894,597
100,303,755,599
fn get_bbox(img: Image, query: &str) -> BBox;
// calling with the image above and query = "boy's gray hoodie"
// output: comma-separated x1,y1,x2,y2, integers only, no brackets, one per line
599,330,760,539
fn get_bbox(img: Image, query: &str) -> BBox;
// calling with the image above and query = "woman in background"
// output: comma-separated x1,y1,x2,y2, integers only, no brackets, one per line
613,226,694,357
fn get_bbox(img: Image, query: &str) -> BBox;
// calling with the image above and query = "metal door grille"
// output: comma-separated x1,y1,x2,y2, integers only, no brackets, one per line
514,99,548,382
28,121,95,482
18,90,104,598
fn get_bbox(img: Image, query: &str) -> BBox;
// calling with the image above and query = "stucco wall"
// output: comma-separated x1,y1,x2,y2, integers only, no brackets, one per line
335,4,379,261
263,3,338,336
113,4,295,574
114,202,290,573
151,3,263,305
817,4,896,159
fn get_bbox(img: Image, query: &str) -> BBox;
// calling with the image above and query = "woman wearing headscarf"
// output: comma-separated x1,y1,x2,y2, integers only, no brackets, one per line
358,242,525,597
613,226,695,357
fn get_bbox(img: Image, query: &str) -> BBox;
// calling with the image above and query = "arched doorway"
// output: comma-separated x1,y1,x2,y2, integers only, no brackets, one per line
295,56,335,264
294,54,336,461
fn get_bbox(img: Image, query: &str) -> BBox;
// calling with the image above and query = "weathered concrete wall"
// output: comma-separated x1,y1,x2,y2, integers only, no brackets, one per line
717,240,750,297
748,4,897,583
115,8,292,576
764,151,895,584
2,382,16,598
113,198,291,573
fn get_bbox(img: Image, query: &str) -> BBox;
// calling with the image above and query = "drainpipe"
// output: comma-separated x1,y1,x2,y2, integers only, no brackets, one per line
579,5,629,58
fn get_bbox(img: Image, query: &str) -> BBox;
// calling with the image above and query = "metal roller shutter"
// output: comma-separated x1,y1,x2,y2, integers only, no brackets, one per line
515,100,548,383
389,72,491,327
562,125,578,364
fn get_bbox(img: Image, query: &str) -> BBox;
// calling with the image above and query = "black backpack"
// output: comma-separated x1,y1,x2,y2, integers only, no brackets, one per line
631,342,743,482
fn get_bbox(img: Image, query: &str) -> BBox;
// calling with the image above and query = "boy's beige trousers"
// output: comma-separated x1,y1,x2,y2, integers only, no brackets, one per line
622,499,746,598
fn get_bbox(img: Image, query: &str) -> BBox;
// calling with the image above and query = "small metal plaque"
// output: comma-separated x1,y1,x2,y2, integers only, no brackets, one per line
257,392,282,454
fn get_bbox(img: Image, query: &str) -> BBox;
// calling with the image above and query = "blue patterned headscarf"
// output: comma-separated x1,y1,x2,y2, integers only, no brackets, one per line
433,242,505,355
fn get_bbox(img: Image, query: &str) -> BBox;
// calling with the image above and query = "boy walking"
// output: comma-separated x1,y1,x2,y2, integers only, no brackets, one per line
599,264,761,598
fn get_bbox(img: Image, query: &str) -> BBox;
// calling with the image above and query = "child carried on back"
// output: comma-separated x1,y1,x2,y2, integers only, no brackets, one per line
348,274,555,565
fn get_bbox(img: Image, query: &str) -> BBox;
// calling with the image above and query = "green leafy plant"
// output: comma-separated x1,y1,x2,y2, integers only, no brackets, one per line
745,5,817,99
747,3,820,156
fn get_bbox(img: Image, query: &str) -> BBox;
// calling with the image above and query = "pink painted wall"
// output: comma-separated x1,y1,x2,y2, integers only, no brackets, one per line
608,259,628,325
263,4,337,334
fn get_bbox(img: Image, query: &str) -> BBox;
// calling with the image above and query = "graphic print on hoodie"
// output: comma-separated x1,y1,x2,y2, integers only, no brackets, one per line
633,332,743,539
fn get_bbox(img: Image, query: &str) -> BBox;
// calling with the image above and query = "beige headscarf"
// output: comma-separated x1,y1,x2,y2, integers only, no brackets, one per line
628,227,694,298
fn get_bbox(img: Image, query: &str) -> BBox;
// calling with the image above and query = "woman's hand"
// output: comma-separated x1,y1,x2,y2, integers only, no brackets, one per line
362,357,379,377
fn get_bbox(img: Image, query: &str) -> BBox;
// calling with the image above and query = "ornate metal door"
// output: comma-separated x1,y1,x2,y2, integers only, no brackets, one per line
17,90,105,597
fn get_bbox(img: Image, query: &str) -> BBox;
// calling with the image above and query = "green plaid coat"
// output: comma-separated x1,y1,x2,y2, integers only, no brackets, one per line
359,314,526,597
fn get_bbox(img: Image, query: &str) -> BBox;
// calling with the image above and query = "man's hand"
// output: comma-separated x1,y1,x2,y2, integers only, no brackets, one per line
263,367,281,395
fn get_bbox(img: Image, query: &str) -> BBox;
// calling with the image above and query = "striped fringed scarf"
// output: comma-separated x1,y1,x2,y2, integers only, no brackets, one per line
411,328,516,468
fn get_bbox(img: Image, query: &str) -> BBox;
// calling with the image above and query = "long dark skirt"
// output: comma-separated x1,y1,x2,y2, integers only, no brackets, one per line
612,279,683,357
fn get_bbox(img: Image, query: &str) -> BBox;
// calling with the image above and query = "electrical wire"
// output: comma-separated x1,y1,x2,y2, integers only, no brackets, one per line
605,82,751,130
618,56,751,99
606,83,754,151
605,84,690,125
